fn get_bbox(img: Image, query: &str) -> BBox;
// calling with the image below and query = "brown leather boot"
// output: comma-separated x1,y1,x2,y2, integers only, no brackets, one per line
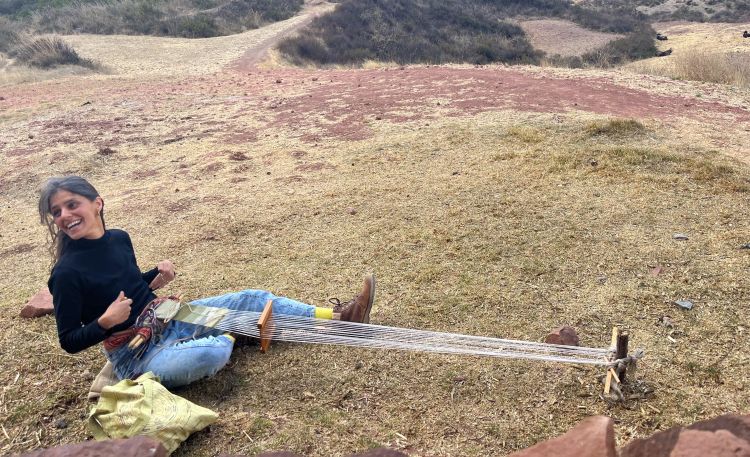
331,274,376,323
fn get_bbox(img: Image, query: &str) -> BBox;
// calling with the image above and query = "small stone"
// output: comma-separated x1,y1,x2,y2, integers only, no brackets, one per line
355,360,364,370
28,134,35,139
740,243,750,249
674,299,694,310
375,116,382,120
545,325,580,346
347,207,357,215
673,233,689,241
276,79,282,83
452,171,460,175
658,315,673,327
589,158,598,166
650,265,664,276
53,418,68,429
20,288,54,318
302,391,315,400
0,96,5,101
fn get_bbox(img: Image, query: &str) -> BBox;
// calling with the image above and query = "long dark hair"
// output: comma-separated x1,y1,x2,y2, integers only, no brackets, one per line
38,176,106,267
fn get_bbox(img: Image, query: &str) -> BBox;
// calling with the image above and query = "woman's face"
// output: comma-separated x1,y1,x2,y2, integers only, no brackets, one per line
49,189,104,240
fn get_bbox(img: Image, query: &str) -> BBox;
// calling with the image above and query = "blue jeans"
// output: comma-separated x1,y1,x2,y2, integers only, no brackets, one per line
106,289,315,388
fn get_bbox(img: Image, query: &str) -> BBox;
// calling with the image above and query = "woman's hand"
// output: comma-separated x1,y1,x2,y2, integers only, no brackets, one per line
150,260,176,290
98,291,132,329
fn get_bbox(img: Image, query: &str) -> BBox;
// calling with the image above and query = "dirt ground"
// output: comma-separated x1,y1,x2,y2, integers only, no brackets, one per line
519,19,624,57
1,10,750,457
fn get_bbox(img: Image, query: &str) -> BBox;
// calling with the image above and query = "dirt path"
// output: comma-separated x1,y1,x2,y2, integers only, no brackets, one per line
231,0,335,70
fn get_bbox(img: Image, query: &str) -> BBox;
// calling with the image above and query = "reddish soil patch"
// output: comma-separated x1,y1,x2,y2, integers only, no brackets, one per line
253,67,750,143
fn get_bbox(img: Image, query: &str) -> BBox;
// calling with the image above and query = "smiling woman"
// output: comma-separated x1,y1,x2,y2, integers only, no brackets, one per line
37,176,376,389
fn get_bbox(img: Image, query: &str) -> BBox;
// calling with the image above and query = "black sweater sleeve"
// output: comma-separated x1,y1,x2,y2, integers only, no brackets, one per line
142,267,159,285
48,267,109,354
122,231,159,286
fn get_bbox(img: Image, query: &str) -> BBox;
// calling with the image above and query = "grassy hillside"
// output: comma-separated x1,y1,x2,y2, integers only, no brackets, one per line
0,0,303,38
581,0,750,22
278,0,655,66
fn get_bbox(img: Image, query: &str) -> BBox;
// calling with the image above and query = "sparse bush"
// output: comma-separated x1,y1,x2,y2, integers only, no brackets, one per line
12,36,96,69
581,25,656,67
279,0,551,66
172,14,219,38
673,51,750,87
585,119,646,137
0,16,21,52
2,0,302,37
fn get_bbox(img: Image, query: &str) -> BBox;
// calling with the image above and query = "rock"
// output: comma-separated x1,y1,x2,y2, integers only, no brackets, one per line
672,233,689,241
672,430,750,456
651,265,664,276
674,299,693,310
16,436,167,457
507,415,616,457
740,243,750,249
347,207,357,215
621,414,750,457
20,288,54,318
545,325,580,346
658,316,673,327
53,418,68,429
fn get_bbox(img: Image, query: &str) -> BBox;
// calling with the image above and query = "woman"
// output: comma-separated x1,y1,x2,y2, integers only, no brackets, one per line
39,176,375,388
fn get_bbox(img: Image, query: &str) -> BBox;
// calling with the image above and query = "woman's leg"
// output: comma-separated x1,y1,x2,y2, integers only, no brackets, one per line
190,289,316,317
141,332,235,389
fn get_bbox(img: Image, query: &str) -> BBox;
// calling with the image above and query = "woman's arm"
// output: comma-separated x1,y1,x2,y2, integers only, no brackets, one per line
49,268,110,353
149,260,176,291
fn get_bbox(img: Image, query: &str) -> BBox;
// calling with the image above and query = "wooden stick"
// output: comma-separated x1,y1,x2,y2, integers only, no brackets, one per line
604,327,618,395
616,330,630,384
258,299,274,353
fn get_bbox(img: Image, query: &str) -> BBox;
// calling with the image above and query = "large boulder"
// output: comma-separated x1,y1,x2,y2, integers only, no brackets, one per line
508,415,616,457
621,414,750,457
15,436,167,457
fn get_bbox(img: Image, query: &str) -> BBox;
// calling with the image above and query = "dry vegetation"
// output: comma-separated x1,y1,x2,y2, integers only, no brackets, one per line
624,21,750,87
1,99,749,455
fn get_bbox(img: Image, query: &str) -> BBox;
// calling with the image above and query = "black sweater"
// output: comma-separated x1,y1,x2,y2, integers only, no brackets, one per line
47,229,158,353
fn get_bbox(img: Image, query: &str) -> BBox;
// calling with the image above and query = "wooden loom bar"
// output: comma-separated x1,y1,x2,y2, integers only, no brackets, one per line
604,327,618,395
616,330,630,383
258,299,274,353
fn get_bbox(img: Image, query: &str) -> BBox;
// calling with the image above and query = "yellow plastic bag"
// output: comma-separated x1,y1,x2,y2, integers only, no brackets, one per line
87,372,218,454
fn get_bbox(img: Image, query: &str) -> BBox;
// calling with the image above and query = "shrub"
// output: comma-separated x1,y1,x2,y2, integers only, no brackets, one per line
585,119,646,137
173,14,218,38
0,16,21,52
581,25,656,67
12,36,96,69
279,0,551,66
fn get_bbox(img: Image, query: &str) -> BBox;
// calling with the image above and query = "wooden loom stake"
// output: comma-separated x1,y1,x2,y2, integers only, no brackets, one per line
258,299,274,353
616,330,630,384
604,327,619,395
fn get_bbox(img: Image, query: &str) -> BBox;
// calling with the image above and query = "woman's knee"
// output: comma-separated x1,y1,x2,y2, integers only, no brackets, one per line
146,336,234,388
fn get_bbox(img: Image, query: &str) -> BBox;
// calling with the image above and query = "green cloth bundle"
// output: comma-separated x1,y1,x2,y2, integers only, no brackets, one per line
88,372,218,454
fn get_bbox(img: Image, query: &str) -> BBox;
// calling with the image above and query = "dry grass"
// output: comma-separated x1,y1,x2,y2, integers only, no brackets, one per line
1,106,749,455
630,50,750,88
